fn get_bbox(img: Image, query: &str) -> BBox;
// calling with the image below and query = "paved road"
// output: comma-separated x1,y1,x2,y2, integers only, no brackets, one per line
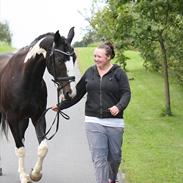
0,62,96,183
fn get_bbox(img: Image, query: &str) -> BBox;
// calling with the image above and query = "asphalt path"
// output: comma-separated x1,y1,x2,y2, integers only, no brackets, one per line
0,62,96,183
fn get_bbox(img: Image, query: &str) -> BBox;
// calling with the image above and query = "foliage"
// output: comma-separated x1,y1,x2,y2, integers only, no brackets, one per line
90,0,183,85
73,30,99,47
133,1,183,70
0,21,12,44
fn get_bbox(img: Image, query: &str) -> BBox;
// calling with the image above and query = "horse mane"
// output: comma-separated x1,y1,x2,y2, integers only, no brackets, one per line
12,32,55,58
29,32,54,47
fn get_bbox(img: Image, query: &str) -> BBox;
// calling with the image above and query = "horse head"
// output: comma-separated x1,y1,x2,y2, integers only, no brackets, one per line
46,27,76,100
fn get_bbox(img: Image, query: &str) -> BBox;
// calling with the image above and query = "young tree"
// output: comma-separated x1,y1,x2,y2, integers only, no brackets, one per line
132,0,183,115
0,21,12,44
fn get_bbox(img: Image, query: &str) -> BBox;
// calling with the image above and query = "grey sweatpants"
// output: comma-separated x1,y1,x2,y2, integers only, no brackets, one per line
85,123,124,183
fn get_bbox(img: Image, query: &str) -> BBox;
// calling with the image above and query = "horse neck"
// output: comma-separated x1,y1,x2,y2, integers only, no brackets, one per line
21,37,52,89
23,55,47,89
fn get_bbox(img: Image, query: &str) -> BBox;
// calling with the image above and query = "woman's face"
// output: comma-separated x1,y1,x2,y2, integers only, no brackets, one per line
94,48,110,68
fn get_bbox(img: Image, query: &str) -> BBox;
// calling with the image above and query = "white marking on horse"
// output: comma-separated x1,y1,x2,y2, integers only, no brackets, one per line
24,38,47,63
15,147,32,182
30,139,48,181
65,57,77,97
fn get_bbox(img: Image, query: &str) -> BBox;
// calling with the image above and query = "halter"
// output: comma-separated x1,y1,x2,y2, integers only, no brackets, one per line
50,42,76,84
50,42,75,57
54,48,75,56
40,43,76,140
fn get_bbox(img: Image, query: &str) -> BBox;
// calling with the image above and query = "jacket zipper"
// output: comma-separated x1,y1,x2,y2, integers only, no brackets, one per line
99,77,102,117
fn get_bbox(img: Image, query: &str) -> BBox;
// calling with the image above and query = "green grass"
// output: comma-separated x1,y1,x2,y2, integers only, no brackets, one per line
75,47,95,73
76,48,183,183
123,50,183,183
0,42,15,53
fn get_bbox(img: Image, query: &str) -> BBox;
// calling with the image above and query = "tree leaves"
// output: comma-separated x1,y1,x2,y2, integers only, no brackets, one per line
0,22,12,44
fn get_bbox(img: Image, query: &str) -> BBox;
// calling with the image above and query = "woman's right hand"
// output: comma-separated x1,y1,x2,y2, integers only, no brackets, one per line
51,105,59,112
108,105,119,116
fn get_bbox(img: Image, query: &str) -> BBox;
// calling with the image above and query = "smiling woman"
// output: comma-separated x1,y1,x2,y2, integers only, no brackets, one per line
52,42,131,183
0,0,91,48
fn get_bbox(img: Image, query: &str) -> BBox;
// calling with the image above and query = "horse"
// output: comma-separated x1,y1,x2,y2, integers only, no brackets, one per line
0,27,76,183
0,53,14,73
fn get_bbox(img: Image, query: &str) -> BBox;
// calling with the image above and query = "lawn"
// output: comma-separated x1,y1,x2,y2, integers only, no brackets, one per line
76,48,183,183
0,42,15,53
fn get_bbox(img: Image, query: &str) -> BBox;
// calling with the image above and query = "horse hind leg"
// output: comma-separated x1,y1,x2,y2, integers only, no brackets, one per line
30,116,48,182
0,113,9,139
9,118,32,183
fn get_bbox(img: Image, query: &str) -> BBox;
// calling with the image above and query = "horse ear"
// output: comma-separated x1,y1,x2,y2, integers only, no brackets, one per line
67,27,75,44
54,30,63,45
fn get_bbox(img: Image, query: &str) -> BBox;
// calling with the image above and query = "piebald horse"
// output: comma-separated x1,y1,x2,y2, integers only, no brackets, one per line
0,27,76,183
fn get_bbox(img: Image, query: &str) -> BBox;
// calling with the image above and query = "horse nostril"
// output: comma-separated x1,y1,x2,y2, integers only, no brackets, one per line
64,91,72,100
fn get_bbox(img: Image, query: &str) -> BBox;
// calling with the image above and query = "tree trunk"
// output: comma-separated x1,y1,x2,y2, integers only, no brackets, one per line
158,33,172,116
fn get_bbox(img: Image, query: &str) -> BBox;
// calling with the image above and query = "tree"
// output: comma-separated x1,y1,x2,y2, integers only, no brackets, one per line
73,30,99,47
131,0,183,115
0,21,12,44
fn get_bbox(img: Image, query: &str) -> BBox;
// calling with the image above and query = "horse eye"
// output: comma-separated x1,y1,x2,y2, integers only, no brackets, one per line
65,55,70,61
55,58,64,63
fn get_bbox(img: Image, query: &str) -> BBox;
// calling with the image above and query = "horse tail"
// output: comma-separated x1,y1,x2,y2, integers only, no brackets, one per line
0,113,9,140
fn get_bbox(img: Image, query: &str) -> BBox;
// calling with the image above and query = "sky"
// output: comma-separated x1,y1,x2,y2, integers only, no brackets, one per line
0,0,92,48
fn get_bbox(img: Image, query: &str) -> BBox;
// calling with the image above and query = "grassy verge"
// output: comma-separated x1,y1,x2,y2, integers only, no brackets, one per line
0,42,15,53
76,48,183,183
75,47,95,73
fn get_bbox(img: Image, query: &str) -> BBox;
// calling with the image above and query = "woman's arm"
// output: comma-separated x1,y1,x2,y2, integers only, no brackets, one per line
116,69,131,111
52,74,87,111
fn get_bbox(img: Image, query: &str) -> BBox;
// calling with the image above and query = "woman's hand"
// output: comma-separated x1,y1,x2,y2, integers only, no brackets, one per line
108,106,119,116
51,105,59,112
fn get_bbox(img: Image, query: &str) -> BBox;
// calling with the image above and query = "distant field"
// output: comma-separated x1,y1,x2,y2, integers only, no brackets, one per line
76,47,183,183
75,47,94,73
0,43,15,53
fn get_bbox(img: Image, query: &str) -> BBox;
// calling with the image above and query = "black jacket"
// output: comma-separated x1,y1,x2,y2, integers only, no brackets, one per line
59,64,131,119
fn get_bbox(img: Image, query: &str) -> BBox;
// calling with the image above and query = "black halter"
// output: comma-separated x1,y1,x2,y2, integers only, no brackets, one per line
50,43,75,79
40,43,76,140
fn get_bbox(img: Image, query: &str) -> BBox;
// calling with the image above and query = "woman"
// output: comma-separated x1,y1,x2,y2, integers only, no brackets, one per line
52,42,131,183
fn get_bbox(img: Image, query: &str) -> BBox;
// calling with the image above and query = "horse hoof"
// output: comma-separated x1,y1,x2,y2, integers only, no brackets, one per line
30,169,42,182
20,174,32,183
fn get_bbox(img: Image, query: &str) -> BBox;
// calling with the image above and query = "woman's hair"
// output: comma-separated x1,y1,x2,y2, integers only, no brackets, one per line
98,42,115,59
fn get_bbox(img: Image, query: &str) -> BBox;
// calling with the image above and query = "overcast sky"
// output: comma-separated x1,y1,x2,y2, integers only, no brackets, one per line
0,0,92,48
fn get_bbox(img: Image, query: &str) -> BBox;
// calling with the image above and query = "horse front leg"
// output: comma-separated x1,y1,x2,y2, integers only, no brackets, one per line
9,119,32,183
30,139,48,181
30,117,48,182
15,147,32,183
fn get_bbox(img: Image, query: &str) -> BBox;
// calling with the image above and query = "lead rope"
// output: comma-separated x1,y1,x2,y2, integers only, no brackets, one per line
39,83,70,141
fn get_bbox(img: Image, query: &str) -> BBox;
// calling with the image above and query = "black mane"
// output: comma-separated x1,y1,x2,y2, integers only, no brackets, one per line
29,32,54,47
